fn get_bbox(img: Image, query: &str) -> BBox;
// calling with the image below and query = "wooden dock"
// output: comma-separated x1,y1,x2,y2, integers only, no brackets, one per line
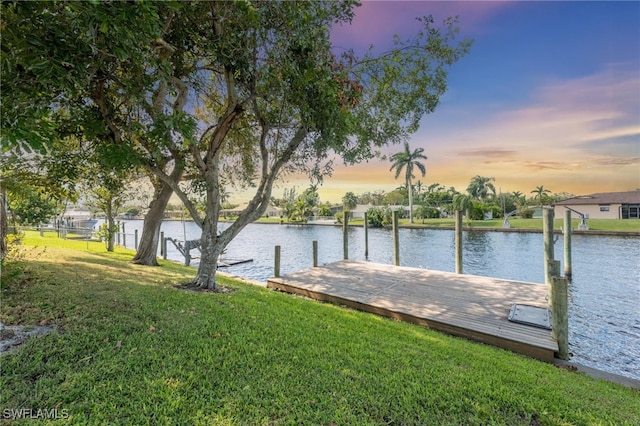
267,260,558,362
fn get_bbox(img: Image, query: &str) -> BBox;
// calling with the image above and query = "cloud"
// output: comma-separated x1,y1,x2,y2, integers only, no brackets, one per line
331,1,511,52
457,148,517,159
591,156,640,167
436,65,639,159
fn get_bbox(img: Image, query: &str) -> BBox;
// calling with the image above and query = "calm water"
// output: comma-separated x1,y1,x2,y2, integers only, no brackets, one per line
118,219,640,381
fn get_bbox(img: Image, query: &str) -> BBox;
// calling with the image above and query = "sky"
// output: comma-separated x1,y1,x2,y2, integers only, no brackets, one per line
267,0,640,204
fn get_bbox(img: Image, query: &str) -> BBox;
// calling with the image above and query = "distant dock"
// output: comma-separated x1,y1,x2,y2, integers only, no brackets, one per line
267,260,558,362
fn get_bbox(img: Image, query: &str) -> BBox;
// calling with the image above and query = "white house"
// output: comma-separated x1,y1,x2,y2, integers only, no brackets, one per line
553,191,640,219
220,203,281,218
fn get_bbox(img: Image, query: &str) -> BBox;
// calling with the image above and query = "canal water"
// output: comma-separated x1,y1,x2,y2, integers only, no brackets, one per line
118,219,640,381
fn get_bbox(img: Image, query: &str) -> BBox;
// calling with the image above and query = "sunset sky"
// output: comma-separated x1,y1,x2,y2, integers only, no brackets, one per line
265,0,640,204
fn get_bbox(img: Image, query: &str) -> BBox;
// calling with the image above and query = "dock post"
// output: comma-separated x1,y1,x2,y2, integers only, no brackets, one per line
364,212,369,260
117,221,121,246
312,240,318,267
343,211,348,260
122,222,126,247
455,210,463,274
160,231,165,256
392,210,400,266
543,207,555,285
551,275,569,360
564,209,572,280
162,238,167,260
274,245,281,278
134,229,139,250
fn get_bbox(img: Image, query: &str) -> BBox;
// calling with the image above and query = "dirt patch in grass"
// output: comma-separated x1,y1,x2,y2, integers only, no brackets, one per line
173,283,236,294
0,322,56,354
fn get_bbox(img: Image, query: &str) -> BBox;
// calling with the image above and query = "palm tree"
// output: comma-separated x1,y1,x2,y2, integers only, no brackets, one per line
389,142,427,223
511,191,527,213
531,185,551,206
466,175,496,201
341,191,358,211
452,194,473,223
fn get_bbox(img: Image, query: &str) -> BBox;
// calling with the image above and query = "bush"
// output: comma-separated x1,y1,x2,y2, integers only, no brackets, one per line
418,206,440,220
519,208,535,219
367,206,392,227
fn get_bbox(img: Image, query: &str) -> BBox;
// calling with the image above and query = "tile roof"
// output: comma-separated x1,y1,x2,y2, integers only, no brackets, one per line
553,191,640,205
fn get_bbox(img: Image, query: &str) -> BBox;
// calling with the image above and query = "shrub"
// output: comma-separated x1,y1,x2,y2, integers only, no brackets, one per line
367,206,392,227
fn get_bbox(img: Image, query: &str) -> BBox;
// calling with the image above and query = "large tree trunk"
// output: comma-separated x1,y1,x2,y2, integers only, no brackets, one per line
191,214,223,290
132,161,184,266
131,181,173,266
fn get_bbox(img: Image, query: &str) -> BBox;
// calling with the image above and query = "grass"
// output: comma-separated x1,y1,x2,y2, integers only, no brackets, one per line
345,217,638,232
399,217,640,232
1,232,639,425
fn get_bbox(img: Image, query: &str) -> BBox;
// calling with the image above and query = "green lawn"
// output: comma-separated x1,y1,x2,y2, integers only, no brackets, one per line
1,232,639,424
400,217,640,232
250,216,640,232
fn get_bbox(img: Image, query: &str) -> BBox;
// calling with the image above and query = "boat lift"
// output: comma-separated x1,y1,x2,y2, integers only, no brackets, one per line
502,210,519,228
165,237,253,267
563,206,589,230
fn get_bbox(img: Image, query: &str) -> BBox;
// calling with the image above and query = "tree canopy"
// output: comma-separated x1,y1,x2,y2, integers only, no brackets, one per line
2,1,472,289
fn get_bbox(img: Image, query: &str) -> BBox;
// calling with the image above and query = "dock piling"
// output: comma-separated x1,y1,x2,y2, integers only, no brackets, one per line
364,212,369,260
343,211,349,260
543,207,555,285
134,229,138,250
162,237,167,260
455,210,463,274
551,275,569,360
392,210,400,266
160,231,164,256
312,240,318,267
274,245,281,278
564,209,572,279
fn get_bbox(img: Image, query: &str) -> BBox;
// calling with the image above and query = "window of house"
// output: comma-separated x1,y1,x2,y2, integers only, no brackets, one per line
622,204,640,219
599,205,610,212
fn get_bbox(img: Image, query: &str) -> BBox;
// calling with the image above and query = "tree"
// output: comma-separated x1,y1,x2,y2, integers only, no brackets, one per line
317,202,333,217
389,142,427,223
366,206,392,227
5,2,472,290
342,192,358,211
452,194,473,221
2,1,187,266
417,204,440,223
531,185,552,206
291,185,320,221
357,190,386,206
466,176,496,201
509,191,528,215
8,189,56,226
382,190,406,206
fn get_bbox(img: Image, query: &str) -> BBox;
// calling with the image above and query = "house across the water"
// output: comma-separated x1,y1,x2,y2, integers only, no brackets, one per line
220,203,281,218
553,191,640,219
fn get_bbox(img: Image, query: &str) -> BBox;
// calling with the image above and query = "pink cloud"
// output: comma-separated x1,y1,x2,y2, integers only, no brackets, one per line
331,1,512,52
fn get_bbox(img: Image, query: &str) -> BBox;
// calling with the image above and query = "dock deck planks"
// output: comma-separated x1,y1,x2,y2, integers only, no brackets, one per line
267,260,558,362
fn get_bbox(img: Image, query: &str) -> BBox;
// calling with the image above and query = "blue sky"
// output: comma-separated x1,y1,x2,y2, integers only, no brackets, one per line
298,0,640,203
